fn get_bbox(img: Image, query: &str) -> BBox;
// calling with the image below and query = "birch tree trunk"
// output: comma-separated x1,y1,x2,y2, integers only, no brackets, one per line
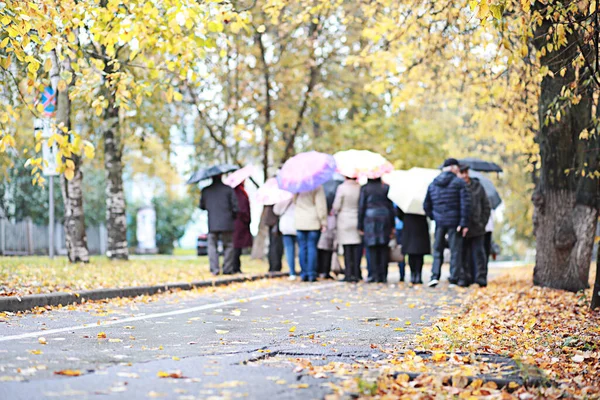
103,89,128,260
51,51,89,263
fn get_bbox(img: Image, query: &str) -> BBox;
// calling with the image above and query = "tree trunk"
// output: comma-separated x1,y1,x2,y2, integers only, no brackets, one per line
103,81,128,260
592,235,600,309
256,32,272,181
531,7,599,292
52,51,89,262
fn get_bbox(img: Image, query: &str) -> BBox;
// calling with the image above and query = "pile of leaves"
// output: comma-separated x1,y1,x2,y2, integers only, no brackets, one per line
295,267,600,399
0,256,269,297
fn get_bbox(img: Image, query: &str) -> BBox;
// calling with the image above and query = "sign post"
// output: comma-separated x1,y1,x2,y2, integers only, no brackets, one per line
36,86,58,258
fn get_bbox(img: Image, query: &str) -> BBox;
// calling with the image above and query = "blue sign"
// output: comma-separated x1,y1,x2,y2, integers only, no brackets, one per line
41,86,56,117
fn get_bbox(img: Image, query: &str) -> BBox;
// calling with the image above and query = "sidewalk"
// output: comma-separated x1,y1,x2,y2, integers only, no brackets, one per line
318,266,600,398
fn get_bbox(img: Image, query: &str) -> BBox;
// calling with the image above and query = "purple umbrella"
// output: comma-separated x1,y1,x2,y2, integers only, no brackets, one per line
277,151,336,194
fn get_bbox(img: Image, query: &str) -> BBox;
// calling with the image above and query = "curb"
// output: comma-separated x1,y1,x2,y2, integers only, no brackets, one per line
0,272,288,313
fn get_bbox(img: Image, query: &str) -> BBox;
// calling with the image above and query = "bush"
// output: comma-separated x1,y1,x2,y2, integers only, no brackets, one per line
152,195,194,254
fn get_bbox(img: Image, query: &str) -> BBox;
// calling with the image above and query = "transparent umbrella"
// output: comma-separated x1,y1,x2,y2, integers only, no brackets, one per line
383,168,439,215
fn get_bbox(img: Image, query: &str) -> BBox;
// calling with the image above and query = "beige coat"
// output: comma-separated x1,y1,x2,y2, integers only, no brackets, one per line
332,180,362,245
294,187,328,231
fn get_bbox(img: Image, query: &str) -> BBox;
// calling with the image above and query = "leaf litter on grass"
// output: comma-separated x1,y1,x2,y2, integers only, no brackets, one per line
0,255,269,297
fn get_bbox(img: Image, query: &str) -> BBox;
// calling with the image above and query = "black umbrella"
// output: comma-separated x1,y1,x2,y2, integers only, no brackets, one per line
458,158,503,173
187,164,239,184
470,171,502,209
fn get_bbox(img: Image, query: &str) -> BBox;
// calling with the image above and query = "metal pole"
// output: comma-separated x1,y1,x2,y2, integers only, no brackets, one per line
49,175,54,258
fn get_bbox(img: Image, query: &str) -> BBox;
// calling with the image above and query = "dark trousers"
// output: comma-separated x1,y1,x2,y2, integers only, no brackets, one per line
318,249,333,277
484,232,492,267
232,248,243,273
431,225,462,282
461,235,487,285
208,232,235,275
343,244,362,282
362,241,373,279
268,229,283,272
368,245,389,283
396,229,406,280
408,254,424,284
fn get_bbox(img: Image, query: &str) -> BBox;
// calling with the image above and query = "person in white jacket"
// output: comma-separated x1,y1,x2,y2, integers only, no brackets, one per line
274,198,297,280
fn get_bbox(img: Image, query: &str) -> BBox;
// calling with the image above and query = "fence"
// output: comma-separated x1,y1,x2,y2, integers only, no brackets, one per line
0,218,107,256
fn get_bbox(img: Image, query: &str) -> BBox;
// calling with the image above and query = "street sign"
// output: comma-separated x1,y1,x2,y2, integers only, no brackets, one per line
41,86,56,117
33,118,59,176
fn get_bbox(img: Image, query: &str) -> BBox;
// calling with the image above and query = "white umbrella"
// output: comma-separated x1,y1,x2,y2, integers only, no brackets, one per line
333,149,394,180
383,167,439,215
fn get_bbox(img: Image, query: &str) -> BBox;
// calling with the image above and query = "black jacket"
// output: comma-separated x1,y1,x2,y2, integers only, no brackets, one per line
397,209,431,255
465,178,491,238
200,179,239,232
423,171,471,228
358,179,395,246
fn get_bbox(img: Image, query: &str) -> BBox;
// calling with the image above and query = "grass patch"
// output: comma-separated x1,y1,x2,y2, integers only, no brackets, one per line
0,255,269,297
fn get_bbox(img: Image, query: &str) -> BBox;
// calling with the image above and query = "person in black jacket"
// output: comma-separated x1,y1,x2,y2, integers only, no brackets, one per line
457,165,491,287
397,208,431,284
200,175,239,275
423,158,471,287
358,178,395,283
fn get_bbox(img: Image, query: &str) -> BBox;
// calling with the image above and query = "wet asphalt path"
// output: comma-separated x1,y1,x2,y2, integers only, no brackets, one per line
0,270,459,399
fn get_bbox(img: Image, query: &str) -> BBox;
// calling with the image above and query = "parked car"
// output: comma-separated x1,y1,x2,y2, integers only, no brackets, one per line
197,234,208,256
197,234,223,256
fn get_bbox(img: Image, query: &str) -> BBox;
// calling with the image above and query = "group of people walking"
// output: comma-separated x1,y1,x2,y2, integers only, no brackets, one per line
199,157,493,288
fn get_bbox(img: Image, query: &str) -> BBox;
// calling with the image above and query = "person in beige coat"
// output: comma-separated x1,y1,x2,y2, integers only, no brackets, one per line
294,186,327,282
332,177,363,282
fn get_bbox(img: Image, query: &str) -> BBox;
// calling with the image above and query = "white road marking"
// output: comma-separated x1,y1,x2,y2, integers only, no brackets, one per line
0,282,343,342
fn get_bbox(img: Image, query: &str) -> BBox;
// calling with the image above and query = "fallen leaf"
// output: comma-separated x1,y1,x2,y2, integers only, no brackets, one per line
289,383,309,389
38,337,47,345
97,332,107,339
157,370,185,379
215,329,229,334
289,326,297,333
54,369,82,377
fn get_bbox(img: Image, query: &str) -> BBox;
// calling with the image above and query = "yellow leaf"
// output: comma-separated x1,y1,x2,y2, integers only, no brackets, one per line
65,159,75,170
43,58,52,72
42,40,55,53
57,80,67,92
97,332,107,339
289,326,296,333
29,349,43,355
84,144,95,159
289,383,309,389
215,329,229,334
27,62,40,74
208,21,223,33
173,91,183,102
54,369,81,376
257,25,266,33
38,337,47,345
